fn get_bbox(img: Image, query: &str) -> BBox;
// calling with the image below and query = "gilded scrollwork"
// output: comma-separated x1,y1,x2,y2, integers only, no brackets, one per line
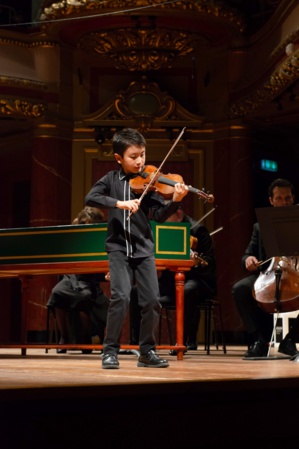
0,99,45,118
79,28,197,71
39,1,244,71
39,0,245,32
114,78,175,129
0,76,46,90
82,76,204,131
230,48,299,118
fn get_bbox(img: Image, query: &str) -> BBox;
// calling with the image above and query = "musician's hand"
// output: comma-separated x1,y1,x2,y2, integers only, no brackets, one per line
105,272,110,281
191,250,208,267
190,250,198,262
173,183,189,202
116,199,140,213
191,250,200,267
245,256,259,272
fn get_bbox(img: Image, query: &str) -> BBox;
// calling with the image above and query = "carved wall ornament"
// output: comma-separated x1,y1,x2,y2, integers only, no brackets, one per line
79,28,198,71
40,0,245,33
82,76,204,131
229,48,299,118
113,78,175,129
39,1,245,71
0,99,45,118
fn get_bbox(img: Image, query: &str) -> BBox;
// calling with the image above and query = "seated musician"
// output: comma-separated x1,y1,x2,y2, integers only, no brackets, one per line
130,206,217,353
232,178,298,358
47,206,109,353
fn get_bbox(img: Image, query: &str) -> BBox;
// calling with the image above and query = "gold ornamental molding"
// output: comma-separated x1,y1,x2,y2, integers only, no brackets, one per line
229,48,299,118
82,76,204,131
39,1,245,71
0,76,46,91
79,28,198,71
0,37,58,49
40,0,245,32
0,98,46,118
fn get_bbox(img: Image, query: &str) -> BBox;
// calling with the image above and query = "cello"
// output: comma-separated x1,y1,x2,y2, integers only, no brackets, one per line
253,256,299,313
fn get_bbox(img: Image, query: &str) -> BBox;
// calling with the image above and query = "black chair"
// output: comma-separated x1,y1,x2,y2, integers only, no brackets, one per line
158,295,226,355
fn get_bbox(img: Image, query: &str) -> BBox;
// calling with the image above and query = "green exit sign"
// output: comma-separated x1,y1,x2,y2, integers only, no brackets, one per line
260,159,278,172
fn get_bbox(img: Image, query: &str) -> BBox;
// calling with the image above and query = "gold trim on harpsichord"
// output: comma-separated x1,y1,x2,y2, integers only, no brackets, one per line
0,227,107,237
0,98,46,118
0,222,191,264
0,253,106,262
0,224,108,264
152,222,190,259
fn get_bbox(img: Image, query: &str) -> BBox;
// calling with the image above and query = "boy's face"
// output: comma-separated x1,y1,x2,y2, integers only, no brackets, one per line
114,145,146,175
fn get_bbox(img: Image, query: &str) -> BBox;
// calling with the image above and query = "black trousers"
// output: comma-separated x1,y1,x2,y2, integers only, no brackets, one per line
232,274,273,343
104,251,161,355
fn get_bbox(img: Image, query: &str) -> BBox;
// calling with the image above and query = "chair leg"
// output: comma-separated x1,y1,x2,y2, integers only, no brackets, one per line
202,299,226,355
217,301,227,354
211,300,226,354
213,311,219,350
46,307,50,353
206,303,212,355
46,307,58,353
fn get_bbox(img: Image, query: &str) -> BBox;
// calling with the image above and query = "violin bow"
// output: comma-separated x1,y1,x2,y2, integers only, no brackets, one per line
127,127,186,219
190,207,216,230
210,226,223,236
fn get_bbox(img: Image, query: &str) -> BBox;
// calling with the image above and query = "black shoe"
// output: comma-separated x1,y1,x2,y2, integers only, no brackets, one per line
56,347,67,354
244,341,268,358
278,338,298,356
169,343,187,356
82,349,93,354
187,342,198,350
169,348,187,356
102,353,119,369
56,348,67,354
137,350,169,368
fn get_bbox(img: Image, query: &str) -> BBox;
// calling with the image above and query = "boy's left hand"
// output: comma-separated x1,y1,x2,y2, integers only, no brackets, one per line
173,183,189,202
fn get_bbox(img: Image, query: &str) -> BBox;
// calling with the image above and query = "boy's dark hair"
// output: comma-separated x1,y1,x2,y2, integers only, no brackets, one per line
112,128,146,157
268,178,294,197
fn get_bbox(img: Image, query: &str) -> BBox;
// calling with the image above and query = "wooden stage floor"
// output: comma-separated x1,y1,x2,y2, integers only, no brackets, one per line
1,345,299,449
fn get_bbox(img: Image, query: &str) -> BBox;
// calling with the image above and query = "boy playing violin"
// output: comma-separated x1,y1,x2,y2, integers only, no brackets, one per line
85,127,188,369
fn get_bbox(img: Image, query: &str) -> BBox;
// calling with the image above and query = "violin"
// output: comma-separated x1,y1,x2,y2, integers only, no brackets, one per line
190,236,208,266
253,256,299,313
129,165,214,203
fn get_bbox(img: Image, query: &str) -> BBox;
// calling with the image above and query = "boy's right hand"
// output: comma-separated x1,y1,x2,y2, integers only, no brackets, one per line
116,199,140,213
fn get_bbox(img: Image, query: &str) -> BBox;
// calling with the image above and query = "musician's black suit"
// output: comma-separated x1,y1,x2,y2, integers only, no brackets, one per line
232,223,273,346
